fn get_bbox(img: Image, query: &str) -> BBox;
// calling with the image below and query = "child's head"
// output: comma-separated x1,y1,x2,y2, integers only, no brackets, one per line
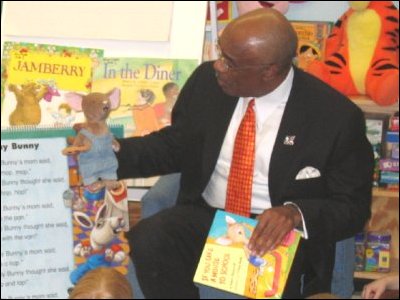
69,267,133,299
58,103,72,117
163,82,179,105
137,89,155,105
162,82,179,100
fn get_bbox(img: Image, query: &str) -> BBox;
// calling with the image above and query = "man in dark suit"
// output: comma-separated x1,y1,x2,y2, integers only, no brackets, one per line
116,8,373,299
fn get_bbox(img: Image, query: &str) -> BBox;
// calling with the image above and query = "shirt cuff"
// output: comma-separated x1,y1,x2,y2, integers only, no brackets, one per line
284,201,308,239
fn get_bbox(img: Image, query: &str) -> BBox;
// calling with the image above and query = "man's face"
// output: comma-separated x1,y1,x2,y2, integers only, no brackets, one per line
213,36,270,98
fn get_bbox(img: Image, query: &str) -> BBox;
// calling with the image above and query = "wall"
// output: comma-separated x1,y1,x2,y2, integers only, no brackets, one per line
0,1,208,61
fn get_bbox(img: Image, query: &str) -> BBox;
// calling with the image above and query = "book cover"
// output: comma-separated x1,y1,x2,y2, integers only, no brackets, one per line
206,1,233,24
365,113,390,187
194,210,301,299
92,57,198,187
291,21,332,70
1,41,103,127
92,57,197,136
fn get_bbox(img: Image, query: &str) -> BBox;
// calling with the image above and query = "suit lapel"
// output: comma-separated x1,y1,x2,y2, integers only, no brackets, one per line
269,70,311,203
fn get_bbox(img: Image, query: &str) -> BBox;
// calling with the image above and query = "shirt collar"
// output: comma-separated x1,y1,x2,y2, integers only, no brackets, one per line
248,67,294,127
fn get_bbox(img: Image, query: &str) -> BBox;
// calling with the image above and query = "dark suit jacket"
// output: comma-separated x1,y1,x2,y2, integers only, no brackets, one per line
117,62,373,296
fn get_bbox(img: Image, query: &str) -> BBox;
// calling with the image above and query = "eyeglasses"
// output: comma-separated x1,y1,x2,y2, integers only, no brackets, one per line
215,42,272,72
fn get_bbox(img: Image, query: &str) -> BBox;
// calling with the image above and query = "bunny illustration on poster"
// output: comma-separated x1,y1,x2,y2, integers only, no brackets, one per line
69,188,128,284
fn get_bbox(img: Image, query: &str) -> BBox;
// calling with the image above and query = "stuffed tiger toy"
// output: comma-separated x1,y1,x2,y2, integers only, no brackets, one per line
307,1,399,106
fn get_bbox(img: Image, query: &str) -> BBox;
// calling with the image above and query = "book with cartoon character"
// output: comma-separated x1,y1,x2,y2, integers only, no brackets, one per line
92,57,197,137
1,41,103,127
91,57,197,187
290,21,332,71
194,210,301,299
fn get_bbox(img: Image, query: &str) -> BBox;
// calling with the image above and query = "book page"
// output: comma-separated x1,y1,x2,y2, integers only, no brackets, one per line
1,137,73,299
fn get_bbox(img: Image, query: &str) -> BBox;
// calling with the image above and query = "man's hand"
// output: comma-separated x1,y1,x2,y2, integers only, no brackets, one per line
62,145,90,155
247,205,301,257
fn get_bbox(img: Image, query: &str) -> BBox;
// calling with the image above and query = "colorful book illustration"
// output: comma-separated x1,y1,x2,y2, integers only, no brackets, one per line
291,21,332,70
194,210,301,299
1,41,103,127
365,114,390,187
206,1,234,24
92,57,197,137
92,57,198,186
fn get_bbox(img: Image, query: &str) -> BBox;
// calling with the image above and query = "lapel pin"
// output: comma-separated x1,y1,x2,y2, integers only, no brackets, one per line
284,135,296,146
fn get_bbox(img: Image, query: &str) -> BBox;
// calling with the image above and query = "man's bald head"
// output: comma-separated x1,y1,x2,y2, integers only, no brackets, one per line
221,8,298,74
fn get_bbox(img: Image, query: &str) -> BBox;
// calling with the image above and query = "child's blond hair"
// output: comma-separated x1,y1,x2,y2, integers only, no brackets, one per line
69,267,133,299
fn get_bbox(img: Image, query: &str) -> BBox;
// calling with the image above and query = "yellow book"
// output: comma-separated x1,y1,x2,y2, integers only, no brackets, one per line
194,210,301,299
291,21,332,70
1,41,103,127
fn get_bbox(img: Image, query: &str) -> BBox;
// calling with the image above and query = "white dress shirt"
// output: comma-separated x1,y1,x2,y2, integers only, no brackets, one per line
202,67,294,213
202,67,308,237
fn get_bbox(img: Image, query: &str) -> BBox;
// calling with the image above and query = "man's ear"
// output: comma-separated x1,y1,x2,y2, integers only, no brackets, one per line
261,64,278,81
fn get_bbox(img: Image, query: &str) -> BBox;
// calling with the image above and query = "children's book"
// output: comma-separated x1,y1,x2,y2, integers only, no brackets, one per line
1,41,103,127
92,57,198,187
365,113,390,186
194,210,301,299
92,57,197,137
290,21,332,70
206,1,233,24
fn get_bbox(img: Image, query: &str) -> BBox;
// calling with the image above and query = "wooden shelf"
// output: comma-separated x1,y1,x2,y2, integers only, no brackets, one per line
354,258,399,280
372,187,399,198
351,95,398,114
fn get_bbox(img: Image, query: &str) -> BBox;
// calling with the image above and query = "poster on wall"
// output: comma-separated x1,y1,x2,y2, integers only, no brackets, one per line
1,130,74,299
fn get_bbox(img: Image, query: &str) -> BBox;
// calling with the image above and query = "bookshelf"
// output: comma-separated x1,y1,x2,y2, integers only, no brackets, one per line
354,187,399,280
372,187,399,198
351,95,398,115
352,96,399,280
355,258,399,280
